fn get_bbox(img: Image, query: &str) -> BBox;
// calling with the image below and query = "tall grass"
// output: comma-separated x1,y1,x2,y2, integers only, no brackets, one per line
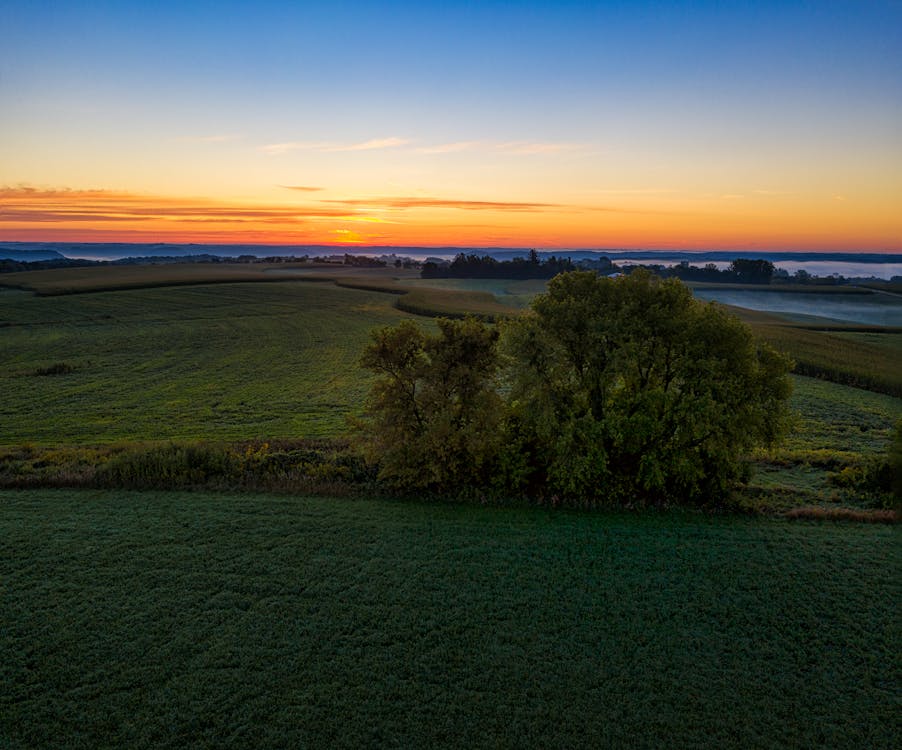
0,440,374,493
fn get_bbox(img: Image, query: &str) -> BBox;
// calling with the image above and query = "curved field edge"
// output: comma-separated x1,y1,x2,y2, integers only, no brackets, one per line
0,262,516,322
1,488,898,749
4,263,899,393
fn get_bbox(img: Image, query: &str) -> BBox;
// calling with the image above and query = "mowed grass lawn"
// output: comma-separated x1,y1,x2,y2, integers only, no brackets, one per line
2,490,899,748
0,281,422,443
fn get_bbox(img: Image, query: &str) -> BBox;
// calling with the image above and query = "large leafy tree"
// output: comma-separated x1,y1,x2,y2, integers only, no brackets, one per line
502,269,793,506
357,316,503,492
357,271,792,506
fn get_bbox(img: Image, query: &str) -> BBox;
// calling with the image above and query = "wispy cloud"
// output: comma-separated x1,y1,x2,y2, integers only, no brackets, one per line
322,195,662,215
262,138,582,157
320,196,562,212
414,141,482,154
0,186,354,225
496,141,583,155
0,185,657,234
588,188,676,195
173,134,242,144
415,140,584,156
336,137,409,152
280,185,324,192
260,142,327,155
261,137,409,155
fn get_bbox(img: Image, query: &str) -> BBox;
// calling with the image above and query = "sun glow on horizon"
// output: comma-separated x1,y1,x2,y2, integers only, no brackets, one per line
1,3,900,252
1,183,899,252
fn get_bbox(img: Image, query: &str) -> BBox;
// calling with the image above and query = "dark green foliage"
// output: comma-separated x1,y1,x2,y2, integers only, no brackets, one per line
421,251,576,279
358,271,793,506
832,419,902,509
32,361,76,376
357,317,503,491
96,443,237,488
728,258,776,283
1,490,898,748
828,457,897,509
503,270,793,506
0,441,374,493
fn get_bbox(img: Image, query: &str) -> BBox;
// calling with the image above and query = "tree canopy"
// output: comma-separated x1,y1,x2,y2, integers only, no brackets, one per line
502,269,792,505
356,317,503,492
358,270,793,507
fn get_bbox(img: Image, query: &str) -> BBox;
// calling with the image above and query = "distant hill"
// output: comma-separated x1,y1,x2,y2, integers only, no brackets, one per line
0,247,66,262
0,242,899,267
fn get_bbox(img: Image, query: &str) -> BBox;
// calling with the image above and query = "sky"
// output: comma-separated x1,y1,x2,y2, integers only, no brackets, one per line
1,0,900,251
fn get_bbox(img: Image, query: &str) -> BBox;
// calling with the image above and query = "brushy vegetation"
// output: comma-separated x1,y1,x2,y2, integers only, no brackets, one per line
359,272,794,509
2,489,898,748
0,440,373,494
32,361,77,376
783,506,897,523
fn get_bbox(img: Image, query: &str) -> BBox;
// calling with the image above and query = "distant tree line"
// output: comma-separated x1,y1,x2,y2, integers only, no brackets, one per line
0,252,405,274
0,258,98,274
422,250,578,279
618,258,776,284
422,255,784,284
0,254,228,273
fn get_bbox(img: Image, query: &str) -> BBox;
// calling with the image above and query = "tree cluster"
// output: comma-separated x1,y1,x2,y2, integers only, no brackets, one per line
422,251,576,280
357,270,793,507
636,258,776,284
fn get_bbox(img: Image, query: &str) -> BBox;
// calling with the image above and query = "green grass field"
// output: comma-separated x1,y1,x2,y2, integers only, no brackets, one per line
0,281,421,443
1,489,898,749
744,376,900,510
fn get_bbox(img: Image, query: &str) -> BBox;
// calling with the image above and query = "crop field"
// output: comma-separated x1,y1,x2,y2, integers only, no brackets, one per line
404,277,549,308
0,262,421,296
752,325,902,397
0,281,421,443
0,262,311,295
1,489,898,749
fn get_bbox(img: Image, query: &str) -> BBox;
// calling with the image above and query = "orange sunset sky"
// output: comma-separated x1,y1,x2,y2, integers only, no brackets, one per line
2,1,900,251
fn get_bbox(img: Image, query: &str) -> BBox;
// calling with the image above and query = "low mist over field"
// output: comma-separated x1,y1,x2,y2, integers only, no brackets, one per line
693,289,902,326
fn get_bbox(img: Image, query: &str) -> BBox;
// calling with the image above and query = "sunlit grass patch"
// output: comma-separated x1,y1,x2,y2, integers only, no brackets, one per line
395,287,516,320
0,281,416,443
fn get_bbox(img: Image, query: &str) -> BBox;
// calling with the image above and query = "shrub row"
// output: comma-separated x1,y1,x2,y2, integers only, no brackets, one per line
0,440,375,494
